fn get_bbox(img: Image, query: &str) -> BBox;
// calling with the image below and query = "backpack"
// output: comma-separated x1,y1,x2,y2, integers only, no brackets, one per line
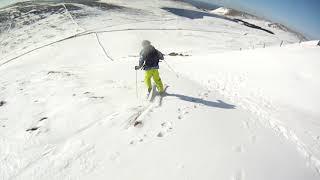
143,46,162,68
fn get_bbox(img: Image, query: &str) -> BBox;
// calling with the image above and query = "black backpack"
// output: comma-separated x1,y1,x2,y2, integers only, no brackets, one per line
143,46,161,68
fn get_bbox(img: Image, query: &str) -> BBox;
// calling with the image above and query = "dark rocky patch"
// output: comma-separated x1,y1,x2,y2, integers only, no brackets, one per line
39,117,48,121
89,96,104,99
134,121,143,127
26,127,40,132
47,71,72,76
0,100,6,107
168,52,190,56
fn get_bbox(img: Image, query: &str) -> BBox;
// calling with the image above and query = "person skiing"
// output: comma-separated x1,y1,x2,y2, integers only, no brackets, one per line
135,40,165,96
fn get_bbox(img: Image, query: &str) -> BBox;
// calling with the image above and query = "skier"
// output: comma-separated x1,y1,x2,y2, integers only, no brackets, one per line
135,40,165,96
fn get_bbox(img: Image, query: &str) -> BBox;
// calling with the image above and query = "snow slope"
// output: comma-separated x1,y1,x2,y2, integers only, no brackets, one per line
1,33,320,180
0,0,319,180
0,0,303,63
170,41,320,175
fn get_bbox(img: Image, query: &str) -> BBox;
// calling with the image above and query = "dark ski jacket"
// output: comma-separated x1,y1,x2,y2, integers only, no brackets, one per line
138,45,164,70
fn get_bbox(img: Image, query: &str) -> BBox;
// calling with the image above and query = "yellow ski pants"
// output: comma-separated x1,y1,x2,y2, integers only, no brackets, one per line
145,69,164,93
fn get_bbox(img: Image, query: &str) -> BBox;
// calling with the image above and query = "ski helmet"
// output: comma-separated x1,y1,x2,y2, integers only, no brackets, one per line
142,40,151,47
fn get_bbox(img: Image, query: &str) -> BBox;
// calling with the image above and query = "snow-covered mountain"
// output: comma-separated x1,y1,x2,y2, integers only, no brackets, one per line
210,6,269,20
0,0,305,63
210,7,307,41
0,0,319,179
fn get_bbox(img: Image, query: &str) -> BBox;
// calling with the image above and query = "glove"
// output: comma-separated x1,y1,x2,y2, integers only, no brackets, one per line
135,66,140,70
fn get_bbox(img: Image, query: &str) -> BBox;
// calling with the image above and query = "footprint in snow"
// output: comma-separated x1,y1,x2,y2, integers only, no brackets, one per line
157,132,164,137
129,134,147,145
177,107,190,120
0,118,7,128
161,121,173,133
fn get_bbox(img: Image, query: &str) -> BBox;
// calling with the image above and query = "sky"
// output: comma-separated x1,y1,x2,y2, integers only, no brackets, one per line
200,0,320,39
0,0,14,7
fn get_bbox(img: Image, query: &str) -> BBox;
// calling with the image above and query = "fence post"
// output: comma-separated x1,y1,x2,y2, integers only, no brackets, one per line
280,40,284,47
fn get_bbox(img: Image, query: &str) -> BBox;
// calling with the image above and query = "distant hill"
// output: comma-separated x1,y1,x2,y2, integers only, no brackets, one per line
210,7,307,41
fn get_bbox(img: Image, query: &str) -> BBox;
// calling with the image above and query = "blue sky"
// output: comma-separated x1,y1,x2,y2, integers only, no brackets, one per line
199,0,320,39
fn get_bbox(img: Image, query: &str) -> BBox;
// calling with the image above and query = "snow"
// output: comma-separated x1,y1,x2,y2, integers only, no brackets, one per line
169,43,320,175
0,0,319,179
210,7,231,16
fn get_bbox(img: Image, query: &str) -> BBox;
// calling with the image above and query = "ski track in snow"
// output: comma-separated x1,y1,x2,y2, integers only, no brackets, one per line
11,111,125,179
171,45,320,175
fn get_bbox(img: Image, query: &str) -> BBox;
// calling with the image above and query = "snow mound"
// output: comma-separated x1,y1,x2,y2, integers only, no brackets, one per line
210,7,231,15
210,7,255,18
301,40,320,46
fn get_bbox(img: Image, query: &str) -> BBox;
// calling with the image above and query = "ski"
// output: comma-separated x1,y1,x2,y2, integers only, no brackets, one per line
131,85,169,128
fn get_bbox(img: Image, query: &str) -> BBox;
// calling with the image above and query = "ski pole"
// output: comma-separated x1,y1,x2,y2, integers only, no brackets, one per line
135,70,138,98
163,59,179,78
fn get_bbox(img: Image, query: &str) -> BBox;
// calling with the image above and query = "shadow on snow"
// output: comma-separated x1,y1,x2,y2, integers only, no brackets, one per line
165,93,236,109
162,7,231,20
161,7,274,35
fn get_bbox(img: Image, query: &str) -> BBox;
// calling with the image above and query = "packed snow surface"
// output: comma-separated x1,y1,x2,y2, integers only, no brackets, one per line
0,0,319,179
